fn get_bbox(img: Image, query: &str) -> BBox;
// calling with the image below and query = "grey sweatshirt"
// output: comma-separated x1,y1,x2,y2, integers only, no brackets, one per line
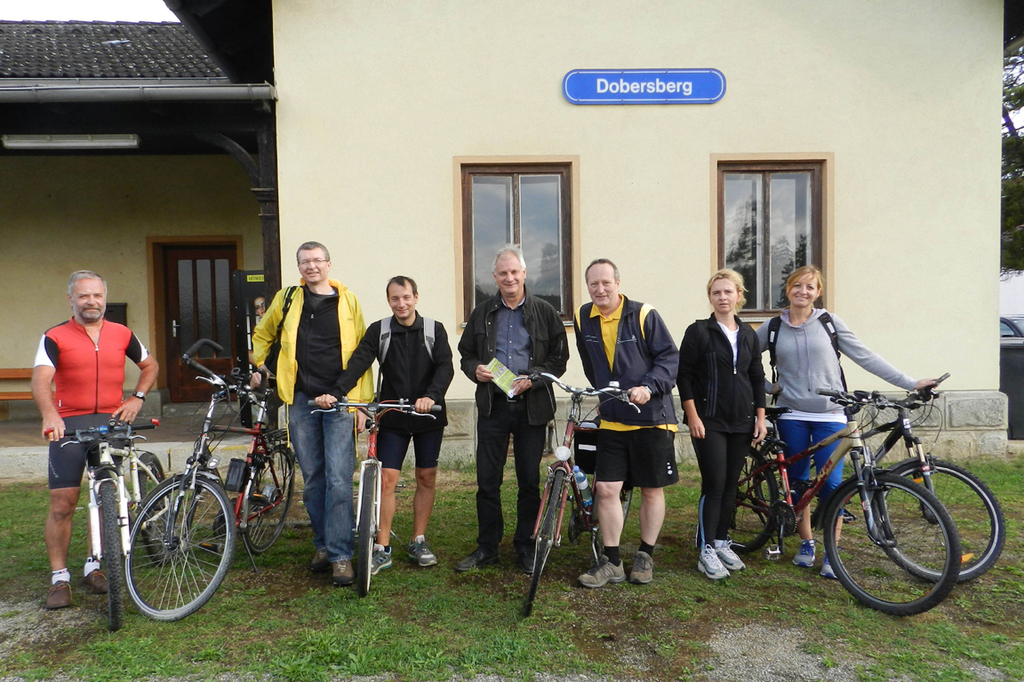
755,308,916,414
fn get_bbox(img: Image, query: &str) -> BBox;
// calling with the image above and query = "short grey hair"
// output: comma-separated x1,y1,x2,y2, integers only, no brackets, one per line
492,244,526,272
585,258,620,283
67,270,107,297
296,241,331,262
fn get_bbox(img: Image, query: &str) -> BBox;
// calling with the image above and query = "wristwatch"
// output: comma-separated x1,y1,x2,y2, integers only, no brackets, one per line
132,391,147,401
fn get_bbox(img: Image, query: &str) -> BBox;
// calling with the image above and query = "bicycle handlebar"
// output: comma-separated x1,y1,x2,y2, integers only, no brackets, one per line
307,398,441,417
182,338,271,402
815,373,949,412
57,419,160,446
525,372,641,412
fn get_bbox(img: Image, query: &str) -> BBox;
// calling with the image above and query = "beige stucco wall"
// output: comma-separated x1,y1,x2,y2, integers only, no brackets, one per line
272,0,1002,401
0,155,262,396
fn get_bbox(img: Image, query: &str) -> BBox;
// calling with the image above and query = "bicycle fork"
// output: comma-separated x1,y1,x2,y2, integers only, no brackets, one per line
354,459,382,534
87,446,131,559
848,449,898,548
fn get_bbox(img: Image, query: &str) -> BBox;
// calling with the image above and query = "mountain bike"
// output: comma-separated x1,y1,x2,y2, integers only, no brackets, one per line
310,397,439,597
125,339,296,621
732,388,961,616
857,375,1004,582
58,419,159,631
521,372,636,618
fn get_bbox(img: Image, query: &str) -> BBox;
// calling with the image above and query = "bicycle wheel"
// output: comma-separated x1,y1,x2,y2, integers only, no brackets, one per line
356,464,379,597
129,451,165,523
99,481,125,632
888,458,1004,583
126,476,236,621
242,445,296,554
730,447,779,554
822,472,960,616
524,468,565,617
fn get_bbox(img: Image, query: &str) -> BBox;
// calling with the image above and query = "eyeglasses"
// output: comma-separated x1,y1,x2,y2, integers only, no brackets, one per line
298,258,328,267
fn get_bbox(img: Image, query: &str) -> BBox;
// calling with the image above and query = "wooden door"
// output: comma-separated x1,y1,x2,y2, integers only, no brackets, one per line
165,246,238,402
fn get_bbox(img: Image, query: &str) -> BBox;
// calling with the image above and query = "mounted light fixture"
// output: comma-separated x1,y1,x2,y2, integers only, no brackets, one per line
1,134,140,149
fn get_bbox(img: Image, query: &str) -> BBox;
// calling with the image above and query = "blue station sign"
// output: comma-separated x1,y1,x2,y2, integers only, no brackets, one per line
563,68,726,105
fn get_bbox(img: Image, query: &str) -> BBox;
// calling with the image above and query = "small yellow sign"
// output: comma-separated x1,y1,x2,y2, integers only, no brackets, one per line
247,274,265,282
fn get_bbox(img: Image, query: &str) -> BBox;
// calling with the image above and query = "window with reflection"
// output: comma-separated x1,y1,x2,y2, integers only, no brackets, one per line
462,164,572,319
719,162,822,312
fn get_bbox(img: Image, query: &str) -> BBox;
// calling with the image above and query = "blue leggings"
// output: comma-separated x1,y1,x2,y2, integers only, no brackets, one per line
776,419,847,503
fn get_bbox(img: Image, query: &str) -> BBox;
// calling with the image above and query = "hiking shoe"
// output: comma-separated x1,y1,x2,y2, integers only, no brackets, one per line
715,541,745,572
332,559,355,586
792,539,816,568
629,551,654,585
44,581,72,610
371,548,393,575
310,547,330,572
81,569,108,594
578,555,626,588
408,538,438,567
698,545,730,580
820,555,837,580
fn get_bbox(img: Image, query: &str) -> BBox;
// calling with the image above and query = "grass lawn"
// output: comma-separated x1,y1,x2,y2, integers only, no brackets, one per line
1,456,1022,681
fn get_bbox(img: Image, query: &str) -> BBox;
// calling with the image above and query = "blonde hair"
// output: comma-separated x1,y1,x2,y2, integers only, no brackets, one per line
784,265,824,306
706,268,746,311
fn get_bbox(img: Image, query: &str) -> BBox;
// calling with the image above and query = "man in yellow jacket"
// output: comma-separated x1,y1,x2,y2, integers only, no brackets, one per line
252,241,373,586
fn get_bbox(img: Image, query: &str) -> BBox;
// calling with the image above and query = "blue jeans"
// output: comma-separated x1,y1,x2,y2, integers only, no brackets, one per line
776,419,847,504
289,391,356,562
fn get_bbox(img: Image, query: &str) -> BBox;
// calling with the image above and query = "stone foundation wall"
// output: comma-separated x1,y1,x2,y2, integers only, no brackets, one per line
437,390,1009,467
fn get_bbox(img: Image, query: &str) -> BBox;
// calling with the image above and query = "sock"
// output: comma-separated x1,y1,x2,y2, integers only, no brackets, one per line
605,546,621,566
374,543,390,553
84,558,101,576
639,542,655,557
413,535,425,544
52,568,71,585
714,539,728,549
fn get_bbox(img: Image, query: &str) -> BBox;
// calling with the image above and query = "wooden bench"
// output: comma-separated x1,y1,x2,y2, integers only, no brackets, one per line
0,368,33,401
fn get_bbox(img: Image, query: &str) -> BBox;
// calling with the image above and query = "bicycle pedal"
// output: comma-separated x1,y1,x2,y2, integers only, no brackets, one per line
765,545,782,561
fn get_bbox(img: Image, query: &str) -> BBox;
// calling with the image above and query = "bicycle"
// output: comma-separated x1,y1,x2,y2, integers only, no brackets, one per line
857,375,1004,583
310,397,439,597
57,419,160,631
125,339,296,621
521,372,636,618
732,387,961,616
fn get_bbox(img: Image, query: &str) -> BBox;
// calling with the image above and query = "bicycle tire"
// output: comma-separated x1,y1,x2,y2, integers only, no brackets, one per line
356,464,379,597
822,472,960,616
731,447,779,554
242,444,297,554
524,468,565,617
888,458,1004,583
99,481,125,632
126,475,236,621
129,451,165,523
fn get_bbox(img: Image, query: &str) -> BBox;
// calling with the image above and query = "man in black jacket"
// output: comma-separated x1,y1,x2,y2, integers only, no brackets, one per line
320,276,454,574
456,245,569,574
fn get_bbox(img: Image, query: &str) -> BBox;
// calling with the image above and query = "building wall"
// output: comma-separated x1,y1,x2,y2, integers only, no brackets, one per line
0,155,263,402
271,0,1002,405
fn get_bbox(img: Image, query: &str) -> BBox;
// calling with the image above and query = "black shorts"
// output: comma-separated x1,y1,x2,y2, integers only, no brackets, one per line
48,413,113,490
377,428,444,471
595,427,679,489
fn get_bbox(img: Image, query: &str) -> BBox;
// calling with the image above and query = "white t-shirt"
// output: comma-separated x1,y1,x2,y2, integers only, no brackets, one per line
717,321,739,367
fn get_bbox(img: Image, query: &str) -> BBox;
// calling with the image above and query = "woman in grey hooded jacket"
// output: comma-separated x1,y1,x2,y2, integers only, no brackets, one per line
754,265,936,579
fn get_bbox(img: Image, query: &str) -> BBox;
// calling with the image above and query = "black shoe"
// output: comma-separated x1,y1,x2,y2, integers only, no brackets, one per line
842,509,856,524
455,548,498,572
518,548,535,575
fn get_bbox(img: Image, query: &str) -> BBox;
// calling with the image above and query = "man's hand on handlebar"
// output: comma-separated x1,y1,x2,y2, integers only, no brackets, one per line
112,397,143,424
512,376,533,396
313,394,338,409
628,385,652,405
415,397,435,414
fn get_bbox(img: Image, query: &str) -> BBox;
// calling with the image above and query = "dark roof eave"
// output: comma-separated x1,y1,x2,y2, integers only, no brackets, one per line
0,82,276,103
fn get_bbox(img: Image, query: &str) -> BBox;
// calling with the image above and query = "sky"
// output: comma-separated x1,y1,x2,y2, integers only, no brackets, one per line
0,0,178,22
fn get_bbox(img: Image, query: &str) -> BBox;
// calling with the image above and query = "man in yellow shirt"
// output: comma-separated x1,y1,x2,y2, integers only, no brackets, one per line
573,259,679,587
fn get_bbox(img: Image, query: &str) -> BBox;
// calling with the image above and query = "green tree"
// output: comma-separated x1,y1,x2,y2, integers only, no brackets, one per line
1003,45,1024,273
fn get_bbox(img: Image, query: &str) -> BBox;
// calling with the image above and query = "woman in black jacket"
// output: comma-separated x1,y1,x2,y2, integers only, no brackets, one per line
677,269,766,580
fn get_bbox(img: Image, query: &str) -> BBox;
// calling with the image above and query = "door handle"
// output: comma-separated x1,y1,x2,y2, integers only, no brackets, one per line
172,320,180,338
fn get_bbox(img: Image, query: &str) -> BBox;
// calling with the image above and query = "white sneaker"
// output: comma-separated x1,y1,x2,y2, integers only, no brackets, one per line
714,540,746,572
698,544,730,580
